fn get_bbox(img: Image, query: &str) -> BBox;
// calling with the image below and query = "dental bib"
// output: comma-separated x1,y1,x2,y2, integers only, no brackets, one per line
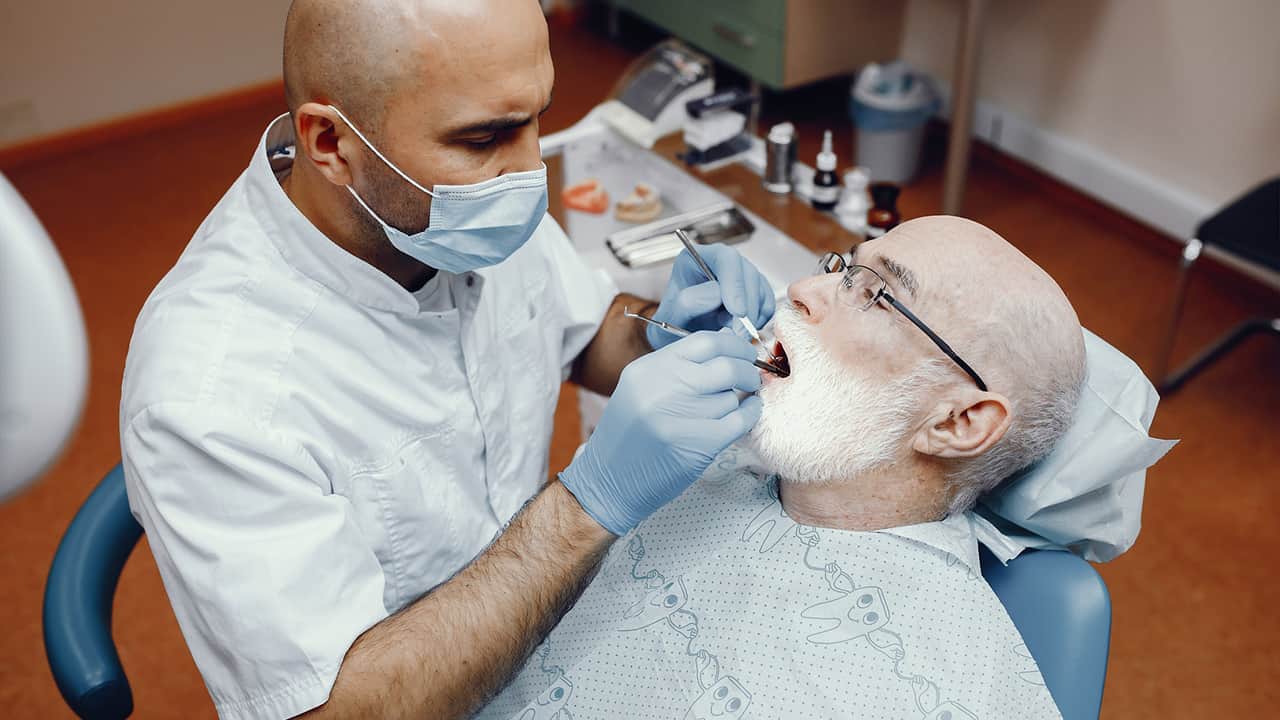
477,445,1061,720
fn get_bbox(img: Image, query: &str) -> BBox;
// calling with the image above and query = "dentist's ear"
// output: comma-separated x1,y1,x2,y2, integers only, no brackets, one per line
912,389,1012,459
293,102,358,187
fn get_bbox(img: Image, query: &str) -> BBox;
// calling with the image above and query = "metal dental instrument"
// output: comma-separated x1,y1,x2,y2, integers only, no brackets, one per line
673,228,772,355
623,307,789,378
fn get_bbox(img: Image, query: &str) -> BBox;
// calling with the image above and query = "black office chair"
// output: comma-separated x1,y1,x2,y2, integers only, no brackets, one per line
1156,178,1280,393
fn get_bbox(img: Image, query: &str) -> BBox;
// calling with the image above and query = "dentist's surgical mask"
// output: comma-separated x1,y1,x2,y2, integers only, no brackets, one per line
328,105,548,273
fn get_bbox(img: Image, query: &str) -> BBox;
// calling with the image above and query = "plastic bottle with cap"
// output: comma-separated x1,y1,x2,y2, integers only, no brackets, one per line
835,166,871,234
811,130,840,211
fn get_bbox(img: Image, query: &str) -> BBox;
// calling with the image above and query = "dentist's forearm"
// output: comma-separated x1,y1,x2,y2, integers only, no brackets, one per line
297,480,613,720
570,293,655,396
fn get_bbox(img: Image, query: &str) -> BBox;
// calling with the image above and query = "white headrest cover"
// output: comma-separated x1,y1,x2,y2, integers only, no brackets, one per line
973,329,1177,563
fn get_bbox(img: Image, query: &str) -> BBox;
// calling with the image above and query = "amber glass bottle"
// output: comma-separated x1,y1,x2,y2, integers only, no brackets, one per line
866,183,901,237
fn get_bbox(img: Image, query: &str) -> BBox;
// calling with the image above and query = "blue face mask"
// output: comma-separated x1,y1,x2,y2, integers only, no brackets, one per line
329,105,548,274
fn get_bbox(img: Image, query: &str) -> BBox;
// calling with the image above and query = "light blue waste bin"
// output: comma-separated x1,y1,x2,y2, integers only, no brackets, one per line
849,62,940,184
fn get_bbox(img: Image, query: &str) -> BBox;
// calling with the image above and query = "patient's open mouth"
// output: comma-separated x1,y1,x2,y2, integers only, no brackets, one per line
771,340,790,376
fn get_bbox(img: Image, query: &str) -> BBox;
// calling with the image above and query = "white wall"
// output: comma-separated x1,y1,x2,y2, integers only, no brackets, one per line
902,0,1280,235
5,0,1276,237
0,1,291,147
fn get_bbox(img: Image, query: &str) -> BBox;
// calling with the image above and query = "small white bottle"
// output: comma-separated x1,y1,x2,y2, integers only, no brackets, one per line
835,166,871,234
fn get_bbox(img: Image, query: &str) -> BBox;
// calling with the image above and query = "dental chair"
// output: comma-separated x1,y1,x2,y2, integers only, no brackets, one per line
0,173,88,502
45,465,1110,720
0,171,131,718
981,547,1111,720
44,330,1164,720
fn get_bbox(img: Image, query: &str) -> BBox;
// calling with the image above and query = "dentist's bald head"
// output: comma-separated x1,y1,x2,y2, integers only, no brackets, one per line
286,0,410,130
283,0,549,134
278,0,551,285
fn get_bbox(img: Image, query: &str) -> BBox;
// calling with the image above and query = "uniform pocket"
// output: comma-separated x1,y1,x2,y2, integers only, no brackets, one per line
496,270,560,431
339,428,496,612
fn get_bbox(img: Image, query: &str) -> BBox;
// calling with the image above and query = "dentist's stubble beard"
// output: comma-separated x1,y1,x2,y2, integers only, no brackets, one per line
355,141,433,236
744,303,934,485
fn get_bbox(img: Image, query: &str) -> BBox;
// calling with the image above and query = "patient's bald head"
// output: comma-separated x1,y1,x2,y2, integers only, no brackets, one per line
752,216,1086,517
878,217,1086,509
884,216,1084,396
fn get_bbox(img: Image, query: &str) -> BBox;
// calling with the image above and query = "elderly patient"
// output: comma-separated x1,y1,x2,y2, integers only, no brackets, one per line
480,216,1085,719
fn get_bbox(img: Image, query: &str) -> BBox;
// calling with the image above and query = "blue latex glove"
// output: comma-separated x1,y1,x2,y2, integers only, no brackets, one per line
560,329,765,536
648,244,776,350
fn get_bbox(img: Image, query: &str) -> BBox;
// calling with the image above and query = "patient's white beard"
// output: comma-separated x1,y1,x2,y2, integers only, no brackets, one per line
746,306,930,485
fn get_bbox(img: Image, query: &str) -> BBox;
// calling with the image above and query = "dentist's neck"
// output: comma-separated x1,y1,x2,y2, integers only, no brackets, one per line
282,155,436,292
777,460,950,531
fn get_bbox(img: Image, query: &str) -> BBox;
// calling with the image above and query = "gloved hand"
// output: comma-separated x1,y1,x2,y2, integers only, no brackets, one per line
560,329,765,536
647,243,776,350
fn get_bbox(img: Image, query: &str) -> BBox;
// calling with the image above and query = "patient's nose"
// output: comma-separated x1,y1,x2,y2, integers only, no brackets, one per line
788,275,835,322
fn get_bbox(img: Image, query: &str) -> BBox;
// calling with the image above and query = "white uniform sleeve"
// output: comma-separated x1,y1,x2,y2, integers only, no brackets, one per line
535,216,620,379
122,402,388,720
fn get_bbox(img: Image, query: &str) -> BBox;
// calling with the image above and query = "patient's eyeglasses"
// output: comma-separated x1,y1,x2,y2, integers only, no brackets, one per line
815,252,989,392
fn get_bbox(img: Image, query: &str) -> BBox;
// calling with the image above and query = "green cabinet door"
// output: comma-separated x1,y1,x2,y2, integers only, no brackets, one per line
613,0,788,88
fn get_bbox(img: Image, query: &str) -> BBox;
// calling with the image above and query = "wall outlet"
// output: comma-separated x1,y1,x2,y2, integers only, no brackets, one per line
0,100,39,145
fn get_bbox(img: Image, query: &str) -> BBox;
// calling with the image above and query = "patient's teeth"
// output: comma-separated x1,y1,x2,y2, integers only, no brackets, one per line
771,341,791,375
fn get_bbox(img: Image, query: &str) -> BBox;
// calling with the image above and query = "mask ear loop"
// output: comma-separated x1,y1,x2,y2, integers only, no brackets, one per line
326,105,439,198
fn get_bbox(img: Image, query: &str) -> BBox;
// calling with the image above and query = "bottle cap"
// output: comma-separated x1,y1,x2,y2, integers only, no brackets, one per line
768,122,795,142
843,167,870,190
816,130,836,172
870,182,901,209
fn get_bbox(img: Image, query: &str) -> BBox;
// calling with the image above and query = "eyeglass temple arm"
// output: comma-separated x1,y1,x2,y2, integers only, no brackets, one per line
880,292,989,392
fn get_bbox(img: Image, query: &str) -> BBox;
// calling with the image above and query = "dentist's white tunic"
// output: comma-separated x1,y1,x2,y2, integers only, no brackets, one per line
120,114,617,720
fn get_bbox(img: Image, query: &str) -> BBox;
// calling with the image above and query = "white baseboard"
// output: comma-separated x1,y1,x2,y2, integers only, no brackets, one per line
933,84,1217,241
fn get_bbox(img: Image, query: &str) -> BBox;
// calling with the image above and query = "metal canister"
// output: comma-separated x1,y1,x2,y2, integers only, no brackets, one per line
762,122,797,194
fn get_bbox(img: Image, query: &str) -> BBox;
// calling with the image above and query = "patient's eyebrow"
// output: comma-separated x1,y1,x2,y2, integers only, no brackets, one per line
877,255,919,299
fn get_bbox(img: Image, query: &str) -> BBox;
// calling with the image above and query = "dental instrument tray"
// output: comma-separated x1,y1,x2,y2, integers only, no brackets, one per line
605,201,755,268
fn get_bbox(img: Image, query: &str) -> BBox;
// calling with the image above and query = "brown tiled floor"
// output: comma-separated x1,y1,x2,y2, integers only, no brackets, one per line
2,13,1277,719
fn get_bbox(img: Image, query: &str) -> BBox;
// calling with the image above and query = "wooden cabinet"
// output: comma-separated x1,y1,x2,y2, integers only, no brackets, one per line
610,0,905,90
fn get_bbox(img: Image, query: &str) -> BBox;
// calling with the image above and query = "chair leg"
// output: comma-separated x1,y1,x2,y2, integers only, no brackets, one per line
606,2,621,39
1155,239,1202,391
1159,317,1280,394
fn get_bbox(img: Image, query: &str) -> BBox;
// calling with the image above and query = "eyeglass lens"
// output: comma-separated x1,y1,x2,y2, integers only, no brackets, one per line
816,252,845,275
815,253,884,311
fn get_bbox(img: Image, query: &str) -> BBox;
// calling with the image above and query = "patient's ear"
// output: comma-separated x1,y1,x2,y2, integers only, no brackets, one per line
912,390,1012,459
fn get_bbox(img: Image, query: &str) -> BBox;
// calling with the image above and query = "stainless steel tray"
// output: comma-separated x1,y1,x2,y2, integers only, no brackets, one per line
605,201,755,268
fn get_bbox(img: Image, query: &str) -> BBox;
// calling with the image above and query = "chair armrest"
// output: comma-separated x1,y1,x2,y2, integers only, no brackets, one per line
43,464,144,720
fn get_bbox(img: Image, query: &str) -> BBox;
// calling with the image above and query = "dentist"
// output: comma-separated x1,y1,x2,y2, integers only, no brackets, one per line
119,1,773,719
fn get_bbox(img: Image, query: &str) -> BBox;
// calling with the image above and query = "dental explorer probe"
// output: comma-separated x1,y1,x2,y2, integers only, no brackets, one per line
673,229,774,357
623,307,790,378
